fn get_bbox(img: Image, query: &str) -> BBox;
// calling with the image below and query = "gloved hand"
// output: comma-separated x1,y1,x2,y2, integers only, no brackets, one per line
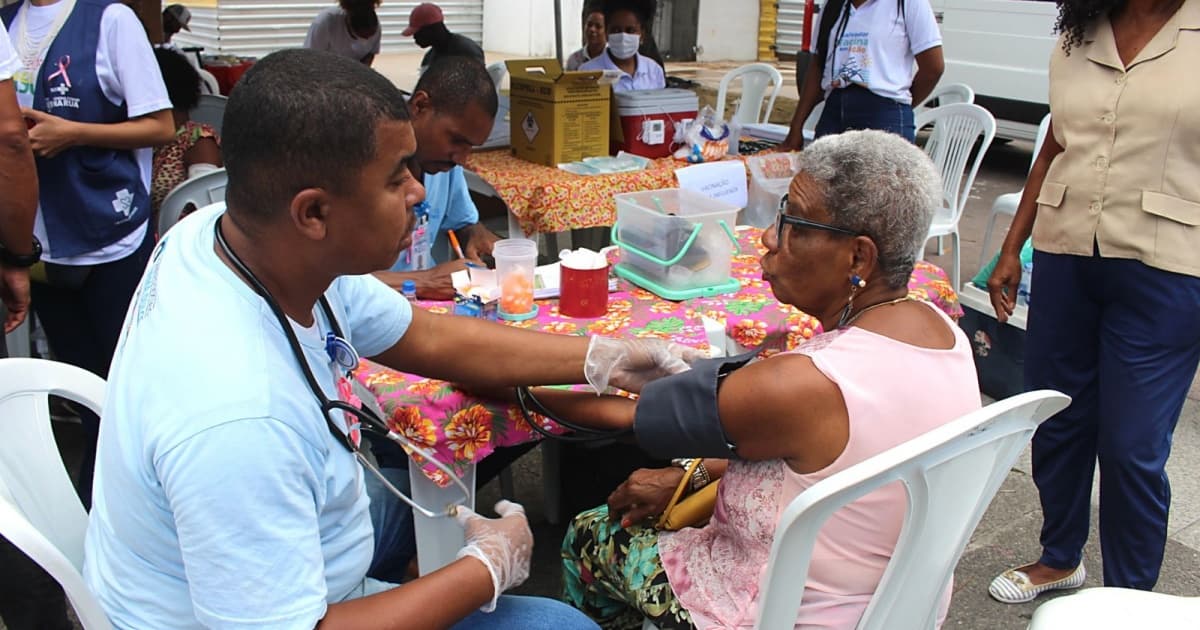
454,500,533,612
585,336,703,394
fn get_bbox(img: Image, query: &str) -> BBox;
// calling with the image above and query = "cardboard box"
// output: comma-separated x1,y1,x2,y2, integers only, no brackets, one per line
506,59,610,166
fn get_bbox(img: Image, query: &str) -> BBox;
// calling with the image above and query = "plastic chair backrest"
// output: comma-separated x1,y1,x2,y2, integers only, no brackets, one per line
1029,113,1052,174
916,103,996,226
0,358,112,629
189,93,227,135
754,390,1071,630
158,169,228,236
486,61,508,92
915,82,975,113
716,63,784,125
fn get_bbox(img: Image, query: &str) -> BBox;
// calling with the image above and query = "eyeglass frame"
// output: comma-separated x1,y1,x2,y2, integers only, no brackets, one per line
774,194,864,243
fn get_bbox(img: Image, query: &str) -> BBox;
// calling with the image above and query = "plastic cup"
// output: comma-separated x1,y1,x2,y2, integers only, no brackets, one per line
559,263,610,318
493,238,538,319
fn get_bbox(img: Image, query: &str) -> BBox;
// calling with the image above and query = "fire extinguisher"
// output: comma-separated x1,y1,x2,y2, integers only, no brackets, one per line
795,0,818,93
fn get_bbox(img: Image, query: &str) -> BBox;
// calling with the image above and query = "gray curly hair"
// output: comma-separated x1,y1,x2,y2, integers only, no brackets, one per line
795,130,941,289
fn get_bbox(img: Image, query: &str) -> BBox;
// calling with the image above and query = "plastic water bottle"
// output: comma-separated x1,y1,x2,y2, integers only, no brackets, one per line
408,201,434,271
1017,261,1033,307
401,279,418,303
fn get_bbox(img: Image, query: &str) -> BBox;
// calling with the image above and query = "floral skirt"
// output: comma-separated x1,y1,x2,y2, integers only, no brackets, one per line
561,505,695,630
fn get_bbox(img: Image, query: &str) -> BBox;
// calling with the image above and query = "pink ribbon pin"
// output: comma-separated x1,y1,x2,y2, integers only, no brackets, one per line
46,55,71,88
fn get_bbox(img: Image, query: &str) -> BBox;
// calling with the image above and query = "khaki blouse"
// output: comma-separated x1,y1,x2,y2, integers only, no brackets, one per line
1033,0,1200,277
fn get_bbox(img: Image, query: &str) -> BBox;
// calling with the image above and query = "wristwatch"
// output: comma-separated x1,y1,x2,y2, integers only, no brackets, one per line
670,458,711,492
0,236,42,268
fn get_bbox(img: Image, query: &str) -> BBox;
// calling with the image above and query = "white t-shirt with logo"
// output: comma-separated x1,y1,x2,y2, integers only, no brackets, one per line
820,0,942,104
6,1,171,263
304,7,382,63
0,26,18,80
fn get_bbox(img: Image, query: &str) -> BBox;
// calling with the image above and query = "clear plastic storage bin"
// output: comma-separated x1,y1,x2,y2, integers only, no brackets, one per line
611,188,741,300
743,152,801,228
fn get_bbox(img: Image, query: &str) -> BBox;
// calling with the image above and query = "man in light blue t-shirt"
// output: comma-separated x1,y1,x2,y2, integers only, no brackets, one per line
82,49,694,630
375,57,502,300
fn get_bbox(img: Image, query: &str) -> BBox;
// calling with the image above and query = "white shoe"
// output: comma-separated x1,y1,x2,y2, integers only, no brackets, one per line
988,563,1086,604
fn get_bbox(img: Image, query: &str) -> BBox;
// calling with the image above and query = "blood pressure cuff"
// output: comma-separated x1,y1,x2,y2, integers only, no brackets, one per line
633,348,760,459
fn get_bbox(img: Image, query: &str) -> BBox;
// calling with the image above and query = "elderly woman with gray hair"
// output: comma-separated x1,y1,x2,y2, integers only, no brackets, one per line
510,130,980,629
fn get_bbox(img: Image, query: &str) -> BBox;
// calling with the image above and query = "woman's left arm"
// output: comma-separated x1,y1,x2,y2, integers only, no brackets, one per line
22,109,174,158
909,46,945,107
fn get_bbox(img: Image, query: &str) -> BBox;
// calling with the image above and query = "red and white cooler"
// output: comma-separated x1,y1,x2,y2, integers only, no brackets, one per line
612,89,699,158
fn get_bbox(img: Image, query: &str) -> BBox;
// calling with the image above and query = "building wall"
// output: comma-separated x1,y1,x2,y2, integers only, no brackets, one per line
695,0,759,62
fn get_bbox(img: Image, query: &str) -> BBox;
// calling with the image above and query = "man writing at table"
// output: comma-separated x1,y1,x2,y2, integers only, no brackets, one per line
82,49,694,629
374,56,503,300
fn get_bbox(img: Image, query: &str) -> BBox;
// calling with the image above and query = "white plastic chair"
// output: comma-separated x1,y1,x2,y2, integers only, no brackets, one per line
1028,587,1200,629
715,62,784,125
981,114,1052,265
158,169,227,236
0,358,111,629
188,93,227,135
915,82,976,114
754,390,1070,629
916,102,997,291
486,61,508,92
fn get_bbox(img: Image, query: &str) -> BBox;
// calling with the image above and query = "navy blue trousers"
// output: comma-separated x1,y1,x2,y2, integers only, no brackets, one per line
815,85,916,142
1025,250,1200,589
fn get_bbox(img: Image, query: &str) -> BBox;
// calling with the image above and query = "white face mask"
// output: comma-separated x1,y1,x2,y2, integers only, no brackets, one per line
607,32,640,60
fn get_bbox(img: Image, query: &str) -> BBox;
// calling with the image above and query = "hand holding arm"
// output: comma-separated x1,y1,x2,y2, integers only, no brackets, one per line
23,108,174,158
585,336,704,394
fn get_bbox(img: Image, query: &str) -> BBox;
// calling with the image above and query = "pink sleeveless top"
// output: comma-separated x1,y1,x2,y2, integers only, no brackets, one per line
658,302,979,630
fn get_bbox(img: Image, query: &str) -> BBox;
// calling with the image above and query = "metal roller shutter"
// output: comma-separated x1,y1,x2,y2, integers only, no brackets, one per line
175,0,484,58
774,0,808,58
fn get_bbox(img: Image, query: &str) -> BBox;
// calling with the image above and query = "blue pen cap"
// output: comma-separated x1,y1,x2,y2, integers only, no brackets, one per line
401,279,417,294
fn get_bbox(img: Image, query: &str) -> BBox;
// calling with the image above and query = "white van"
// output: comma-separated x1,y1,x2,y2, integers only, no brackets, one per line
930,0,1058,141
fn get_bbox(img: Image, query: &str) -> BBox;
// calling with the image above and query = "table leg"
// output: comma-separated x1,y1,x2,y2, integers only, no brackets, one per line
410,464,476,576
541,440,563,525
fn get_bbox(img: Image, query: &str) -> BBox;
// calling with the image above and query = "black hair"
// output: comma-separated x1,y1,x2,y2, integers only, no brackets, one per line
815,0,906,71
221,48,410,222
1055,0,1124,55
412,56,499,119
601,0,655,27
153,48,201,112
339,0,381,36
582,1,603,19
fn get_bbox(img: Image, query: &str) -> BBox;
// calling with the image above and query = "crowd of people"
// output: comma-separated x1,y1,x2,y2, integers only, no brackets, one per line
0,0,1196,629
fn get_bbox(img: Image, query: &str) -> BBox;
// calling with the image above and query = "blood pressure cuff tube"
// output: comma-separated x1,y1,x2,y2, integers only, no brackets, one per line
633,349,759,459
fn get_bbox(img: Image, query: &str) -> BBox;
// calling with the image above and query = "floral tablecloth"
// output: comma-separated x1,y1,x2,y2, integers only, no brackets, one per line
357,226,962,486
466,149,681,236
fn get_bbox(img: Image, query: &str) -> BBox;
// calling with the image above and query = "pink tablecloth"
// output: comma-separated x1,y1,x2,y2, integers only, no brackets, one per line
357,226,962,486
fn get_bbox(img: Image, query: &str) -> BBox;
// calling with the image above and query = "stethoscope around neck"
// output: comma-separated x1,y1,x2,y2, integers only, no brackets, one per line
213,215,470,518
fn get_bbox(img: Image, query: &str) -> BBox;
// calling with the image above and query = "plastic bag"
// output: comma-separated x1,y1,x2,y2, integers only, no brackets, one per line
673,106,731,163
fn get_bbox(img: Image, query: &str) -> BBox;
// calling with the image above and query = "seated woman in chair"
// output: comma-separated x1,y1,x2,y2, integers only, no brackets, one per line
151,48,222,218
509,130,980,629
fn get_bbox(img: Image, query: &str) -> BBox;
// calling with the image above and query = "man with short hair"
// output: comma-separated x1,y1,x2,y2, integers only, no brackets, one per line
404,2,486,72
375,56,502,300
82,48,690,629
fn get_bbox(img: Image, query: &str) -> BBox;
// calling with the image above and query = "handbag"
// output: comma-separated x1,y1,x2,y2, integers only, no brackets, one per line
655,458,720,531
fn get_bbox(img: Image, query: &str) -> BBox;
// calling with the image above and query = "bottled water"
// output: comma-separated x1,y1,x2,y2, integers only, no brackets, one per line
407,201,434,271
1017,260,1033,307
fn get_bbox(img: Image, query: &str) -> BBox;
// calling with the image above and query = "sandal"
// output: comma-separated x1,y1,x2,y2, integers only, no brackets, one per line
988,563,1086,604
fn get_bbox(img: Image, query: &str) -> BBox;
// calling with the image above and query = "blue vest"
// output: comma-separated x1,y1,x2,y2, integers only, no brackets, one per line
1,0,150,257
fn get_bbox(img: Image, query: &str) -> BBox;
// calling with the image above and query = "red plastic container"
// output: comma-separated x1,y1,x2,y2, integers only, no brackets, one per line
613,89,699,159
559,264,609,318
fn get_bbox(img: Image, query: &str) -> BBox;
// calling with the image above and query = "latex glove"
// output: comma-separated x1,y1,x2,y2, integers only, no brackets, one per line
454,500,532,612
607,466,687,528
585,336,703,394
